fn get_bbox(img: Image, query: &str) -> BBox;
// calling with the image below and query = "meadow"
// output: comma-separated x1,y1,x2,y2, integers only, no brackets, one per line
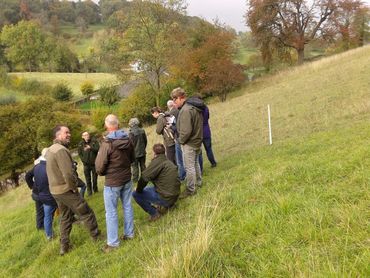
8,72,118,98
0,45,369,277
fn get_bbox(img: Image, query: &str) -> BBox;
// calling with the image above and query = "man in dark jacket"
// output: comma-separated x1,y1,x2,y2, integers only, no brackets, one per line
128,118,147,183
151,107,177,165
167,100,186,181
133,143,180,221
95,114,135,253
46,125,100,255
171,87,205,198
78,131,99,195
25,148,58,240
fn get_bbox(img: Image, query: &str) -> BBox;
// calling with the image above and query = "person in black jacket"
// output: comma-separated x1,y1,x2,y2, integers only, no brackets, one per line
25,148,58,240
128,118,147,183
78,131,99,196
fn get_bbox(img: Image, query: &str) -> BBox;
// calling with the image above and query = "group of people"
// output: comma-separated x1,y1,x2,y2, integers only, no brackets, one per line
25,87,217,255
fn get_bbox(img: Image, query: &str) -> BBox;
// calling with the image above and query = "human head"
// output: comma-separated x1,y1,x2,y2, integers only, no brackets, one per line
167,100,175,111
171,87,187,108
81,131,90,142
105,114,119,131
150,107,162,119
52,125,71,146
152,143,165,157
128,117,140,128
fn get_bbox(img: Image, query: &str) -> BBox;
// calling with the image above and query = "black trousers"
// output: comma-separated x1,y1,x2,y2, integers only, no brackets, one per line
165,145,176,166
83,164,98,195
34,199,44,230
131,156,146,182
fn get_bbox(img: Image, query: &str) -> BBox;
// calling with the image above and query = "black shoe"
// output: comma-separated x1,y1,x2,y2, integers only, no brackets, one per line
92,229,103,241
149,213,162,222
60,244,71,256
120,235,134,241
211,163,217,168
179,190,195,200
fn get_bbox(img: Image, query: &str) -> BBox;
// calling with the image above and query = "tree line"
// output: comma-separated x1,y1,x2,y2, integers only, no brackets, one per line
246,0,369,67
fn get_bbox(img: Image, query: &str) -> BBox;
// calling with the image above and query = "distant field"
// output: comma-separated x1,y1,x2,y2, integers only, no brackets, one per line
9,72,118,98
60,24,106,56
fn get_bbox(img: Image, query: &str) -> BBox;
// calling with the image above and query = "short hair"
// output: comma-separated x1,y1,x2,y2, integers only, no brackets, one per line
150,107,162,114
153,143,165,155
128,117,140,127
105,114,119,128
82,131,89,136
167,100,174,109
171,87,187,99
52,125,67,139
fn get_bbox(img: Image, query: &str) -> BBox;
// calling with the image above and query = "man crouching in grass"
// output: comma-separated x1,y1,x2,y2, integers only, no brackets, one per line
133,143,180,221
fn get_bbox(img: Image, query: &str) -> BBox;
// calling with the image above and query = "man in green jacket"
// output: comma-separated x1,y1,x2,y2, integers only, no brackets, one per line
171,87,205,198
132,143,180,221
78,131,99,195
46,125,100,256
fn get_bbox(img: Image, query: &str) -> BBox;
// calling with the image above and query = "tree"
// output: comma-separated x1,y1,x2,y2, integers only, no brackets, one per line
329,0,369,50
0,97,82,179
173,27,245,101
52,83,73,101
121,0,187,106
246,0,336,65
0,20,46,71
99,84,120,107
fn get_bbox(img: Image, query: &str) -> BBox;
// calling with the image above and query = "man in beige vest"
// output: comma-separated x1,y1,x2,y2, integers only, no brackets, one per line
46,125,100,255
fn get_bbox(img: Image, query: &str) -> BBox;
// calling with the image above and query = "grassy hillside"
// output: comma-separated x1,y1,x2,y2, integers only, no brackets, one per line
1,46,369,277
8,72,118,98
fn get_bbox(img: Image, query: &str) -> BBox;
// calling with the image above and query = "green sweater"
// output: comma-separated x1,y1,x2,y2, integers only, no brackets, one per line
137,154,180,205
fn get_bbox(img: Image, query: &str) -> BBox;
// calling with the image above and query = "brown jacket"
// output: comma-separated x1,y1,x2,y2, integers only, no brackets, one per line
45,141,78,195
95,130,135,186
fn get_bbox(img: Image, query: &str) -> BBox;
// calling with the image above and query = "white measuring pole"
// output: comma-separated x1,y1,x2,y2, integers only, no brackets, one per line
268,104,272,145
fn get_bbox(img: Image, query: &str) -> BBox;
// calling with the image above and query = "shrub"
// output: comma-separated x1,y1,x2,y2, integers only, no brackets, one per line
99,84,120,106
16,78,42,94
0,95,17,106
52,83,73,101
80,81,94,96
119,84,155,124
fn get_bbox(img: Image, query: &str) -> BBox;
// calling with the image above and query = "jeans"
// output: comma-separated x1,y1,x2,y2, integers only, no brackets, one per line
175,143,186,181
104,181,134,247
132,186,169,216
79,184,86,199
43,204,57,238
203,137,217,166
181,144,202,193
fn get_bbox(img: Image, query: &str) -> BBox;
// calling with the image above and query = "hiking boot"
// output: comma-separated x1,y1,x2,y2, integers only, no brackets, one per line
149,213,162,222
92,230,103,242
60,244,71,256
102,244,118,253
120,235,134,241
179,190,195,200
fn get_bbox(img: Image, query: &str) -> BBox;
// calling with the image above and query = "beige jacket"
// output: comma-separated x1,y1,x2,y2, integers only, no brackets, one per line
45,141,78,195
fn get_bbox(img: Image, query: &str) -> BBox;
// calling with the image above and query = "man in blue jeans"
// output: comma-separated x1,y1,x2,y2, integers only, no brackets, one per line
95,114,135,253
133,144,180,221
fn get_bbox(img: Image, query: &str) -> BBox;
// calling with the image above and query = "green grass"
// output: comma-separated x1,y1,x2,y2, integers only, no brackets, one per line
1,45,370,277
8,72,118,98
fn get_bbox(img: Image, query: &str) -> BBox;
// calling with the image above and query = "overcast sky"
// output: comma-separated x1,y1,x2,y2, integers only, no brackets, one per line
186,0,370,33
186,0,247,32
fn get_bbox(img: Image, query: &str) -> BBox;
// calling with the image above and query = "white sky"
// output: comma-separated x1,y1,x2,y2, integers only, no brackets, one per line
186,0,247,32
186,0,370,33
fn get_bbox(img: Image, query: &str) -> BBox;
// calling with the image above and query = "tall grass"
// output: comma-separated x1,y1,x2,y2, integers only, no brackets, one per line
0,46,369,277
